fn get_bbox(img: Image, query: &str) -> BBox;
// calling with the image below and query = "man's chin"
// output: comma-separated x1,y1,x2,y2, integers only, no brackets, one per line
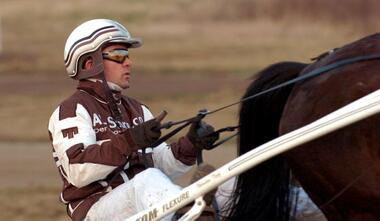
121,84,130,89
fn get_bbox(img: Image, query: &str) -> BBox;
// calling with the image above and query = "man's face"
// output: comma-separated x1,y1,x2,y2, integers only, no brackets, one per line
102,44,132,89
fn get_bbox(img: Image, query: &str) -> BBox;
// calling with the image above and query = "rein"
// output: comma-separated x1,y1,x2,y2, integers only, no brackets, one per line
155,53,380,148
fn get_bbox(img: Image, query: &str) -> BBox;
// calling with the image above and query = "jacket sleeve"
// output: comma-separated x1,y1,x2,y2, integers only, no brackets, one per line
141,106,198,178
48,103,137,188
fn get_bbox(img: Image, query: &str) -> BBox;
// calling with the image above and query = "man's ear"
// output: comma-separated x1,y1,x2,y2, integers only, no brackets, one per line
82,57,93,70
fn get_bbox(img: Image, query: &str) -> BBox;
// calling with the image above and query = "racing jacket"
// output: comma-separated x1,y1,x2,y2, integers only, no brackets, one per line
48,80,197,221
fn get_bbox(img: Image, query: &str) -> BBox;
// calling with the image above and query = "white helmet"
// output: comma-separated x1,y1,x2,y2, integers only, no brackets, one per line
64,19,142,79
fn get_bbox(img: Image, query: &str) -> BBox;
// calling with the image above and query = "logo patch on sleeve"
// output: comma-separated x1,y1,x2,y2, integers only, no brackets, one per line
62,127,79,139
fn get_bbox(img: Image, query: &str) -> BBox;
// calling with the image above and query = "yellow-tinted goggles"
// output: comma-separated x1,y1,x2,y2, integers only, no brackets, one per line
102,49,129,64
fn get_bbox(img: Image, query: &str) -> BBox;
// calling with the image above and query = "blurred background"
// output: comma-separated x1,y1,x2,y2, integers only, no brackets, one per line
0,0,379,220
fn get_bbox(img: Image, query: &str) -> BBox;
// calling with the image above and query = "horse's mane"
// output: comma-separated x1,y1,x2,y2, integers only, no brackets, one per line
225,61,308,221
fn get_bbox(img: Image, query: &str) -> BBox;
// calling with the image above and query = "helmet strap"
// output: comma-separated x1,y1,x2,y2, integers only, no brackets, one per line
99,73,123,130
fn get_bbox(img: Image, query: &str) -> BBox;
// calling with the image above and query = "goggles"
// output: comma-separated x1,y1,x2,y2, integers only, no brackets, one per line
102,49,129,63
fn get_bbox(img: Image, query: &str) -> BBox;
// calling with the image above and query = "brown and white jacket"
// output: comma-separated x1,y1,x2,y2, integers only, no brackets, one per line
48,80,197,221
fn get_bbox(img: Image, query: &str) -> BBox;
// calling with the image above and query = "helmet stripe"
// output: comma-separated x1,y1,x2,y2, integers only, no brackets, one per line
64,26,118,68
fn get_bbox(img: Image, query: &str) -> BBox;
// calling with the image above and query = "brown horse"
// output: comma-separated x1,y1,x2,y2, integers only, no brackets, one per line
226,33,380,221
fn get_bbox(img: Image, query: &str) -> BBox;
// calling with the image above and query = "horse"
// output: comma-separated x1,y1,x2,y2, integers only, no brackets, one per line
225,33,380,221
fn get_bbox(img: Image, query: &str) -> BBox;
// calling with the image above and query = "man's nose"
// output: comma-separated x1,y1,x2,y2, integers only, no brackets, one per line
123,57,132,66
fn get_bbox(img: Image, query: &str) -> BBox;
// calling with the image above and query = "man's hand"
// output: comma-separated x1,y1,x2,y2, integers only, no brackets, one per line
187,120,219,150
127,111,167,149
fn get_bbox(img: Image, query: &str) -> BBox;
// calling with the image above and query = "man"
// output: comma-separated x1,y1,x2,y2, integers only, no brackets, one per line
48,19,218,221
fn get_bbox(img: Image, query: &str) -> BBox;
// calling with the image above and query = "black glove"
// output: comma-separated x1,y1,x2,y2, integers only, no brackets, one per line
187,120,219,150
127,111,167,149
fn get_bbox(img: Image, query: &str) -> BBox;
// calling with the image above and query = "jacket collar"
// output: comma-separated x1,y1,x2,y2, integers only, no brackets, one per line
77,80,122,102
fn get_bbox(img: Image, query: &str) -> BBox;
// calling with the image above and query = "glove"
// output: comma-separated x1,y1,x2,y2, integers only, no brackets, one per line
127,111,166,149
187,120,219,150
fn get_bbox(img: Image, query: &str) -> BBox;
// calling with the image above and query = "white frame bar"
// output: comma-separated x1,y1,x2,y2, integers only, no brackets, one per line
126,89,380,221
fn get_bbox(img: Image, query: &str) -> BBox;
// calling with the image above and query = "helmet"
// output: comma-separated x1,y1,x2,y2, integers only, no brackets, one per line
64,19,142,79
